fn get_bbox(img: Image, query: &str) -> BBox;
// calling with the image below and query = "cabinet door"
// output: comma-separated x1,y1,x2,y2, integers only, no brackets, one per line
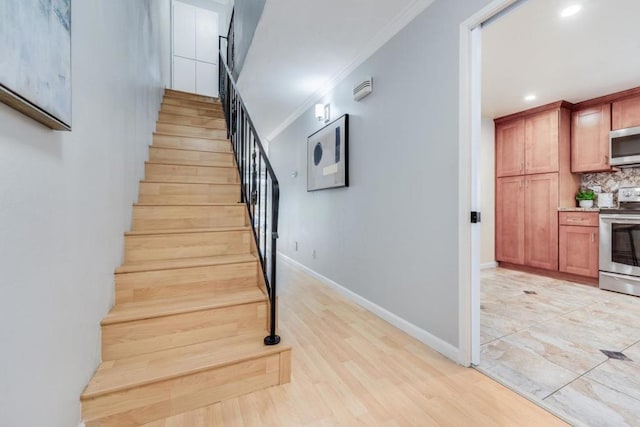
571,105,611,173
525,110,559,175
496,176,525,264
525,173,559,271
559,226,599,278
612,95,640,130
496,119,525,177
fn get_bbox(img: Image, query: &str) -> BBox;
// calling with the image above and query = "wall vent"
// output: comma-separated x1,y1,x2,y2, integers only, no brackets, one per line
353,77,373,101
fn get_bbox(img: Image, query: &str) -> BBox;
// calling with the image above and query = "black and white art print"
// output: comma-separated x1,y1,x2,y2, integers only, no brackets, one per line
307,114,348,191
0,0,72,130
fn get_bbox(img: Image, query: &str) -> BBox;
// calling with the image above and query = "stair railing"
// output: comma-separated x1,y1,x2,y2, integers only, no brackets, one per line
218,38,281,346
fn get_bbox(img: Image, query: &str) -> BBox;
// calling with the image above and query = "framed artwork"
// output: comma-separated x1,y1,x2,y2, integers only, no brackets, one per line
0,0,72,130
307,114,348,191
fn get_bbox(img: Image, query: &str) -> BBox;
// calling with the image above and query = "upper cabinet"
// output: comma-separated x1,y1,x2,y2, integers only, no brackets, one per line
496,119,525,177
612,94,640,130
525,110,559,175
571,104,611,173
496,108,562,177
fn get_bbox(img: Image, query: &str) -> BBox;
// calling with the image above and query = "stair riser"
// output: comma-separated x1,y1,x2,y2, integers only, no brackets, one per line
132,205,247,231
83,353,285,427
102,302,268,360
164,90,218,103
138,182,240,204
115,262,259,304
163,96,224,111
156,123,227,140
157,112,226,129
148,146,234,167
153,134,231,152
124,230,252,263
160,103,225,118
145,163,239,184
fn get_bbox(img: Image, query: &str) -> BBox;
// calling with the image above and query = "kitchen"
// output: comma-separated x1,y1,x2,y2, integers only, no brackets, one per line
476,0,640,425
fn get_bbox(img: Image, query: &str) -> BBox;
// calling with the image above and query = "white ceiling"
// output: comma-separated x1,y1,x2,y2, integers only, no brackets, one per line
236,0,434,141
483,0,640,119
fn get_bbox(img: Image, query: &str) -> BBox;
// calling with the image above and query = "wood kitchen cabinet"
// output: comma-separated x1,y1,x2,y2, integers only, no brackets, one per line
495,176,525,264
496,119,525,177
612,94,640,130
525,173,559,270
496,173,560,271
496,109,559,177
525,110,559,175
559,212,599,278
571,104,612,173
495,102,580,272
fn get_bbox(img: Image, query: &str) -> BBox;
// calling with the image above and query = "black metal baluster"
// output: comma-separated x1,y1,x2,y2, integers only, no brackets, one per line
218,40,280,346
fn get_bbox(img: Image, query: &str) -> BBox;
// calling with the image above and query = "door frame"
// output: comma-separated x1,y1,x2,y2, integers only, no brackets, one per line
457,0,519,367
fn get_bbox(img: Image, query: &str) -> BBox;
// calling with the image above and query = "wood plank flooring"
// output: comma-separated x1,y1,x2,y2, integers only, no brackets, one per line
142,260,568,426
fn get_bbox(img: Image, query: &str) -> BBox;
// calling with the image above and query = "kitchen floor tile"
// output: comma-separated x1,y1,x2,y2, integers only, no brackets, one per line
544,377,640,427
586,341,640,401
480,268,640,425
480,337,579,399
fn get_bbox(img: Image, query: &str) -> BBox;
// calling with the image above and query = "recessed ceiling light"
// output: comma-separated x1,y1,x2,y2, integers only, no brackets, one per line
560,4,582,18
524,94,537,102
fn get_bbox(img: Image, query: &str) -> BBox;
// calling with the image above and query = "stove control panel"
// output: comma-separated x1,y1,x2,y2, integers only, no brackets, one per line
618,187,640,203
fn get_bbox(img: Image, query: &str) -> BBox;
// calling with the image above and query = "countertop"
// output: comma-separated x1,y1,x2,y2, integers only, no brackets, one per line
557,207,601,212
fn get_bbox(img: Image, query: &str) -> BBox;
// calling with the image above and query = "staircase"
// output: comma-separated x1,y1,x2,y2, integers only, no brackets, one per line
81,89,291,427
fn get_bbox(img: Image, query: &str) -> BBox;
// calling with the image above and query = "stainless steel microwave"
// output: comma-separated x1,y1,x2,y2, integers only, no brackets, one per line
610,125,640,167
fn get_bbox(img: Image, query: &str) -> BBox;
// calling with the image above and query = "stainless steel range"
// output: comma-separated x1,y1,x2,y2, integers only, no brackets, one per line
600,186,640,297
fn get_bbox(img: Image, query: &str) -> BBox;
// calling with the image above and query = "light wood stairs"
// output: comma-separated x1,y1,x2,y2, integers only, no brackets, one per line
81,89,291,427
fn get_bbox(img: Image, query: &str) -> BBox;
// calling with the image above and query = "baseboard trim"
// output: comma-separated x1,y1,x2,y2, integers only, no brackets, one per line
480,261,498,270
277,252,460,363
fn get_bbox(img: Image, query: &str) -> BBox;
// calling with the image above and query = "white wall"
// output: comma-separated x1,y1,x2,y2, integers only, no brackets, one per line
480,116,495,266
269,0,492,350
0,1,170,426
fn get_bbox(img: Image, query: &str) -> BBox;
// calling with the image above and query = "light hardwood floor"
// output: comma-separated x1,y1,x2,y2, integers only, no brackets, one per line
143,260,567,426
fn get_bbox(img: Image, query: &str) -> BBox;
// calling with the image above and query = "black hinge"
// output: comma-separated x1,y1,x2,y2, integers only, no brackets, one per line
470,211,481,224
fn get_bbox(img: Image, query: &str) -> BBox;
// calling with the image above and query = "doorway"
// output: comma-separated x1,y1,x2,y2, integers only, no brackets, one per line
461,0,640,425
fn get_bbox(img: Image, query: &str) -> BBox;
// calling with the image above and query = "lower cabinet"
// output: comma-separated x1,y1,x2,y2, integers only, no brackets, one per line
558,212,599,278
496,173,559,270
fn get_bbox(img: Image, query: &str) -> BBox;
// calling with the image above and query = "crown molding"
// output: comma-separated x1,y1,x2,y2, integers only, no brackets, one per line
266,0,436,142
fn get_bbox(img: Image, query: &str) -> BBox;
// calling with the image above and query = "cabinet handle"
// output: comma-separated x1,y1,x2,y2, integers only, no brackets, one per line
525,179,529,188
604,154,609,165
520,162,524,172
592,233,596,243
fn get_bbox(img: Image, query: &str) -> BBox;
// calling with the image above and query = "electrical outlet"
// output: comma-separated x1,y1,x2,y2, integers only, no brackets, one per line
312,249,317,259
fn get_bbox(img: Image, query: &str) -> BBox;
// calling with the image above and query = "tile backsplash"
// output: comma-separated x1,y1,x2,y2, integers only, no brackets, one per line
581,167,640,202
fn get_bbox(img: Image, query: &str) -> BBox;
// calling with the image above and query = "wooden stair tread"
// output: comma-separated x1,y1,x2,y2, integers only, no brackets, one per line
134,203,244,207
148,145,230,155
145,160,236,169
102,287,267,325
81,332,289,400
116,253,258,274
157,119,225,130
153,132,229,142
164,89,219,104
144,160,237,169
125,226,250,236
140,179,239,186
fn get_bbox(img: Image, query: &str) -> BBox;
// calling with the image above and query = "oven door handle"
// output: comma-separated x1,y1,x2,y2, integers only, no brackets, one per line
600,214,640,221
600,271,640,283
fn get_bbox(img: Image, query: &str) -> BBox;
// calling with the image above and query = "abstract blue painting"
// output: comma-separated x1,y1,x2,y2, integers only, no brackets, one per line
0,0,72,130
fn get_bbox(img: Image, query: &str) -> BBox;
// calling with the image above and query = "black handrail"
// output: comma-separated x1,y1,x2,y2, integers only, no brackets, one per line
218,37,281,346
